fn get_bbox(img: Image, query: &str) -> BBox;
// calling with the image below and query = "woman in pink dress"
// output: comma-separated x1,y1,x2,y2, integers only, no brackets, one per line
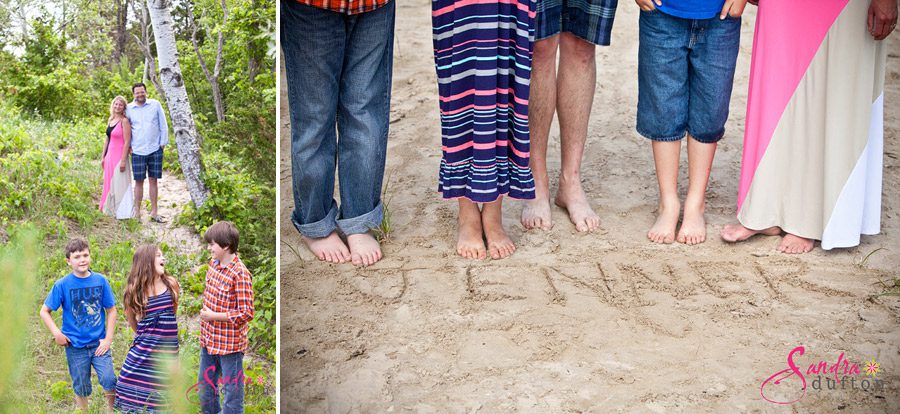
721,0,897,253
100,96,135,219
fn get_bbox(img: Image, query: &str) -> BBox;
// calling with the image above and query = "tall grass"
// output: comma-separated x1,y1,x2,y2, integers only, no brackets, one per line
0,227,38,413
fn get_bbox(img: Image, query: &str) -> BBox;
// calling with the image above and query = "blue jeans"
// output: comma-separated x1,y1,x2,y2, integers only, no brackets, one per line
198,348,245,414
636,9,740,143
281,1,395,238
65,344,116,397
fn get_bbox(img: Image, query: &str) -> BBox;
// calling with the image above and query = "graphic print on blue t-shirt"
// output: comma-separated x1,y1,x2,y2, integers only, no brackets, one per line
70,286,104,328
44,272,116,348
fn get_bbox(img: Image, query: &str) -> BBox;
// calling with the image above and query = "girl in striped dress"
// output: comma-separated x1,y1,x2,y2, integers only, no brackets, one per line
115,245,180,413
433,0,537,259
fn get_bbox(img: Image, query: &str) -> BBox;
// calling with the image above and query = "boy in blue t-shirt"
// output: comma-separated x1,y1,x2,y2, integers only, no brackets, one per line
635,0,748,245
39,238,118,411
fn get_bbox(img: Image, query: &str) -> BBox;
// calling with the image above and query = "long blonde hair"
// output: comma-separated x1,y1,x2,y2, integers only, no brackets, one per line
108,95,127,123
123,244,179,321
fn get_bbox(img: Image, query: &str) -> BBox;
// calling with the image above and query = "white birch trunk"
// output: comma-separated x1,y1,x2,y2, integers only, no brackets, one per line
146,0,210,208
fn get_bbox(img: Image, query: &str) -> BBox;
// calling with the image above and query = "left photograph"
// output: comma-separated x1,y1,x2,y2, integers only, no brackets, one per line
0,0,276,412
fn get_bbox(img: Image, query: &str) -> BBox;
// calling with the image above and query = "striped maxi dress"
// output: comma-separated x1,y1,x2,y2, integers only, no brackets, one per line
115,290,179,413
433,0,537,203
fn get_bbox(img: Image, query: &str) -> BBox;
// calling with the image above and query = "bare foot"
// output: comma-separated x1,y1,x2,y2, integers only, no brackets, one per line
301,232,350,264
347,233,383,267
777,233,814,254
482,200,515,259
521,197,553,230
554,175,600,232
648,197,680,244
676,199,706,245
457,199,487,259
720,224,781,243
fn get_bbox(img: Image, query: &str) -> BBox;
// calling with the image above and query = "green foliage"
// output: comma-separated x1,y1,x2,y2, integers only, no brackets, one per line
0,227,39,408
49,381,73,402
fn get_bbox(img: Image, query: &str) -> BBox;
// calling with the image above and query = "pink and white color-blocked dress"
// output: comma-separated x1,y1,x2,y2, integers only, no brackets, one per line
432,0,537,203
736,0,886,249
100,121,134,219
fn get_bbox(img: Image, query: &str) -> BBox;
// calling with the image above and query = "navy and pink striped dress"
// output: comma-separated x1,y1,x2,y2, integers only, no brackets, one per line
433,0,537,202
115,290,179,413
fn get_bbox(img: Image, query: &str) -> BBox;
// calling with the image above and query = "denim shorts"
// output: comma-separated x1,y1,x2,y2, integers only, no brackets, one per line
537,0,618,46
65,344,117,397
132,147,164,180
636,9,740,143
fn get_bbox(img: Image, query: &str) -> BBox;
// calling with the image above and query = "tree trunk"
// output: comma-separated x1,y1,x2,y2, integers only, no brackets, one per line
112,0,128,63
134,0,166,103
246,0,261,83
188,0,227,122
146,0,210,208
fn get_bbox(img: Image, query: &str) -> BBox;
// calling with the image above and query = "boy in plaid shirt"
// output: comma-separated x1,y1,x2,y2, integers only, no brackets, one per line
198,221,254,413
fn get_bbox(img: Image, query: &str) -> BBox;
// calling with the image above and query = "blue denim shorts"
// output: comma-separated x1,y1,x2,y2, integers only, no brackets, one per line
132,147,164,180
65,344,117,397
537,0,618,46
636,9,740,144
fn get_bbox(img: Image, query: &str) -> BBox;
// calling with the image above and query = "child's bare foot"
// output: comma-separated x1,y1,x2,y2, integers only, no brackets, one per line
648,197,679,244
482,200,515,259
555,175,600,232
347,233,383,267
458,199,486,259
777,233,814,254
301,232,350,264
521,197,553,230
720,224,780,242
75,395,89,410
677,199,706,245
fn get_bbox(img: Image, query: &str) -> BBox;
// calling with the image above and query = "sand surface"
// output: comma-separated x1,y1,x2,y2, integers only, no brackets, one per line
280,2,900,412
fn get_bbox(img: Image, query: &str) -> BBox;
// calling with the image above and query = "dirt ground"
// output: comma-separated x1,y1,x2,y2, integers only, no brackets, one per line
279,2,900,412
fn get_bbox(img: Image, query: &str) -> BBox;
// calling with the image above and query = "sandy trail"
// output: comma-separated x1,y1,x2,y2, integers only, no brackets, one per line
137,173,203,257
280,3,900,412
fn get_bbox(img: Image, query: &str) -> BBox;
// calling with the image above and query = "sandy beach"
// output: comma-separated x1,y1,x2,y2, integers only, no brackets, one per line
280,2,900,412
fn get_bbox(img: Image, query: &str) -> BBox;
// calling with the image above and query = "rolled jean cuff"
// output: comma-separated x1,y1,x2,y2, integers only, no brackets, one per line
337,202,383,235
292,200,338,238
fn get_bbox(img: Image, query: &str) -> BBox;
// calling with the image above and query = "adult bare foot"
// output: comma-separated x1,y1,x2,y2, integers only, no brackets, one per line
554,175,600,232
521,198,553,230
777,233,814,254
720,224,780,242
648,197,680,244
347,232,383,266
482,200,515,259
458,199,486,259
301,231,350,264
521,167,553,230
676,199,706,245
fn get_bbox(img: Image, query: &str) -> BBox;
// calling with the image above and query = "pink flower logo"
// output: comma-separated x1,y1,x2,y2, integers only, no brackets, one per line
864,360,880,377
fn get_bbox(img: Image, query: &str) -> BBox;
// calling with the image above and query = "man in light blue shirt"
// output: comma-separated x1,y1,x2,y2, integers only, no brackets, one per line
126,82,169,223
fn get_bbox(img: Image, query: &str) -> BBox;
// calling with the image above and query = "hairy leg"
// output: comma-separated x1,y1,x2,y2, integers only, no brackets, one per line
521,36,559,230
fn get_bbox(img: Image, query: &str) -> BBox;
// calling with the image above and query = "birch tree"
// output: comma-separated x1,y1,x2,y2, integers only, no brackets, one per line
146,0,210,207
132,0,166,102
187,0,227,122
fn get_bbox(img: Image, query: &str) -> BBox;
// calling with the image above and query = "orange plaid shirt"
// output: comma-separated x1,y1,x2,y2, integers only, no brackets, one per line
297,0,391,15
200,255,254,355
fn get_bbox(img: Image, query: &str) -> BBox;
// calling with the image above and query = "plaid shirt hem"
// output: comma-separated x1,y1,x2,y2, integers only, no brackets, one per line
297,0,391,15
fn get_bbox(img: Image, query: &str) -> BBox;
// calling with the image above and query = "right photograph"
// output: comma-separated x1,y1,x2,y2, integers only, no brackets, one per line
280,0,900,411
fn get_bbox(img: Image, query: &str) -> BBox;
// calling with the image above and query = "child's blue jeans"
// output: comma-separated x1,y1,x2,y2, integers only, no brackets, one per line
281,0,395,238
198,347,245,414
65,344,116,397
636,9,741,144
